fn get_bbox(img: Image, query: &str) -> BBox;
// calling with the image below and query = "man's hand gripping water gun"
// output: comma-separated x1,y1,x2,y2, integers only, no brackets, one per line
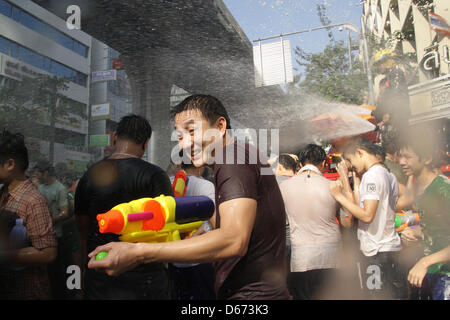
91,195,214,262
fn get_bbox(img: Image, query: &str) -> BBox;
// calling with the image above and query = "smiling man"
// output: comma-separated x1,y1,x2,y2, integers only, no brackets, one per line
397,127,450,300
88,94,290,300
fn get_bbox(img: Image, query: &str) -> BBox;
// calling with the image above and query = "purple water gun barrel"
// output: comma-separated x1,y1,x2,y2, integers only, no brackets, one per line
174,196,215,224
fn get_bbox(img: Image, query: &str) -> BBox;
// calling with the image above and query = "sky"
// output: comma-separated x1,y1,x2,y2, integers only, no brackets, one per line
223,0,365,74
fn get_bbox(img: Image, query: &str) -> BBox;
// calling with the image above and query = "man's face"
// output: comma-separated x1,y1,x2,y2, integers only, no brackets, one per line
34,170,49,184
0,163,9,184
174,109,224,167
0,159,15,184
344,151,364,176
398,146,423,177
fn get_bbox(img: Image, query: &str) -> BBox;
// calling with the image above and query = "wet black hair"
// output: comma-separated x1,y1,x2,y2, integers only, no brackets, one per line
374,144,386,161
170,94,232,129
0,130,29,172
341,136,380,157
34,160,55,176
299,144,326,166
397,124,443,167
278,154,297,173
116,114,152,146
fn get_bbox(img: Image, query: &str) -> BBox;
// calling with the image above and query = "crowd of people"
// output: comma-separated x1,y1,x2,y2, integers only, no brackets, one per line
0,94,448,300
0,135,82,299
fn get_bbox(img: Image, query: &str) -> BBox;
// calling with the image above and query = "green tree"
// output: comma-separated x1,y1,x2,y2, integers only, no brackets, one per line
0,74,86,163
291,40,368,105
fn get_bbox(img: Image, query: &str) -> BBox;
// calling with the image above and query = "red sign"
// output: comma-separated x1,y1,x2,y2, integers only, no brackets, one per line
112,58,124,70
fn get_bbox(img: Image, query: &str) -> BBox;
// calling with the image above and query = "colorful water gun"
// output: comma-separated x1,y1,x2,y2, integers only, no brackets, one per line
95,195,214,260
323,153,342,181
395,210,420,232
172,170,188,197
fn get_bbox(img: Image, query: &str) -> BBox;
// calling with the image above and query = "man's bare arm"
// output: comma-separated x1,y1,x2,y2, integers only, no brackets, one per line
408,246,450,287
330,180,378,224
2,246,57,267
87,198,257,276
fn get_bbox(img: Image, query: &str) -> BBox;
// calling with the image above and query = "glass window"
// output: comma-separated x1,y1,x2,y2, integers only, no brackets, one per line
76,72,87,87
18,46,43,69
50,61,62,78
75,42,88,57
20,11,43,33
71,70,78,84
0,36,9,55
50,61,61,77
10,42,18,58
0,0,11,17
43,57,51,72
41,23,57,42
56,32,74,51
6,5,88,58
50,61,73,80
12,5,20,22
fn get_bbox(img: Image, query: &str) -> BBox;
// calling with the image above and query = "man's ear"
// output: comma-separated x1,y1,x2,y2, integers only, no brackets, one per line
319,160,326,172
356,148,365,158
4,158,15,172
112,133,118,146
277,163,285,174
143,138,150,151
215,116,228,137
422,155,433,166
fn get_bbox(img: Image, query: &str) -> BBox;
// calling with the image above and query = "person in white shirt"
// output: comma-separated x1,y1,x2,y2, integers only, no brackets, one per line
279,144,350,299
329,136,403,299
168,162,216,300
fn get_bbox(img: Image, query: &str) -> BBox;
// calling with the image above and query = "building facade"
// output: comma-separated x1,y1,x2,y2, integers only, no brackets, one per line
0,0,92,172
362,0,450,125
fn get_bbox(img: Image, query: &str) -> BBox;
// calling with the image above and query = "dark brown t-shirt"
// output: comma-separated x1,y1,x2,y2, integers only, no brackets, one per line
213,141,290,300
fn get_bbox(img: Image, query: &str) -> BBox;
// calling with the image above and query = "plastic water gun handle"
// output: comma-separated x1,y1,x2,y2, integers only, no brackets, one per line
395,211,420,232
172,170,188,197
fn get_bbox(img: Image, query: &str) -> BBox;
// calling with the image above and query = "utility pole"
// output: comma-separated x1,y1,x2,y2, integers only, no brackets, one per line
360,16,375,105
254,21,375,105
347,28,352,70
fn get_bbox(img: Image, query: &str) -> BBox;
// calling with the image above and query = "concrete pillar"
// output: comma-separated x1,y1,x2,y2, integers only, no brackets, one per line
121,50,177,169
145,76,174,170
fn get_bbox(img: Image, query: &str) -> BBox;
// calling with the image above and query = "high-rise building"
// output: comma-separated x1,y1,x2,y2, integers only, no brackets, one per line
0,0,92,172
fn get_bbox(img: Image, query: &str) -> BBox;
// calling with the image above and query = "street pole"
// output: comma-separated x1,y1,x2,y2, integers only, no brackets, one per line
360,16,375,105
254,21,376,105
347,28,352,71
253,22,359,43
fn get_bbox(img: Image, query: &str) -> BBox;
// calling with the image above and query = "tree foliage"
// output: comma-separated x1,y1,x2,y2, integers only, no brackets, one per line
291,40,368,105
0,74,87,162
